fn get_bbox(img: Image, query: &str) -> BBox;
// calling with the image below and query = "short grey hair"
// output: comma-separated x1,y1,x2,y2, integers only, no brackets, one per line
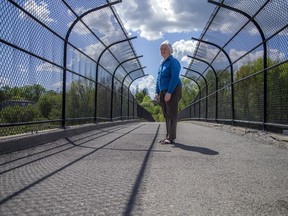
160,40,173,54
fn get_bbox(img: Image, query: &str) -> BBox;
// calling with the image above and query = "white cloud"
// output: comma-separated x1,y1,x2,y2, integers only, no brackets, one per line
19,0,55,24
16,64,28,73
36,62,62,73
130,75,155,98
172,40,198,64
0,76,10,86
51,81,62,91
230,48,286,71
115,0,215,41
207,1,288,36
69,9,120,38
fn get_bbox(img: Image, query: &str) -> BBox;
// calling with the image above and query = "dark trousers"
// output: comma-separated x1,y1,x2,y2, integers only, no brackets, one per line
159,85,182,140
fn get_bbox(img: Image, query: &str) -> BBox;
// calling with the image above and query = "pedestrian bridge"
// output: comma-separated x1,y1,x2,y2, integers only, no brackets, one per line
0,121,287,215
1,1,288,215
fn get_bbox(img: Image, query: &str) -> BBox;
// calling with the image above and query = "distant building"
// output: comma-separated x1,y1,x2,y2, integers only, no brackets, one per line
0,100,35,110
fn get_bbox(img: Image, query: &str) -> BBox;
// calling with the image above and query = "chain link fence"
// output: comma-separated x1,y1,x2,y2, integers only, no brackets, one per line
179,0,288,133
0,0,154,137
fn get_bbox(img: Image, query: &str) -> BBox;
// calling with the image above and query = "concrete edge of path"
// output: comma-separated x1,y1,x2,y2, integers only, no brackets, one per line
0,120,142,155
184,120,288,149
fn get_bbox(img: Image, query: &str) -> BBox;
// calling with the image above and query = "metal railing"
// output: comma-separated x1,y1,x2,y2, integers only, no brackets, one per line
0,0,154,137
179,0,288,133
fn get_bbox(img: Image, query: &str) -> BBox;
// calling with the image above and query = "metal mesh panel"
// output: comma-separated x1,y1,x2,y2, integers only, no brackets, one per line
267,28,288,65
207,94,216,119
177,106,190,120
117,60,141,81
203,9,248,48
234,73,264,122
194,99,201,118
123,76,132,88
65,74,95,119
208,78,217,95
121,86,129,118
218,70,231,89
217,87,232,119
223,0,268,15
90,7,127,44
68,25,105,63
267,64,288,124
113,79,121,94
65,0,108,16
211,52,230,74
97,84,111,119
1,2,64,66
200,98,206,119
98,67,112,88
257,0,288,38
112,92,121,119
129,92,135,118
66,46,97,80
1,1,150,137
122,97,128,119
180,0,288,131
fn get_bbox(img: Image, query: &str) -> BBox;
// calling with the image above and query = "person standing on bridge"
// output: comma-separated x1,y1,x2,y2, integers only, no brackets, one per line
155,40,182,144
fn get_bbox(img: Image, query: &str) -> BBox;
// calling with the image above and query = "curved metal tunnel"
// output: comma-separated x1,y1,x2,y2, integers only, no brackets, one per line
180,0,288,133
0,0,153,137
0,0,288,136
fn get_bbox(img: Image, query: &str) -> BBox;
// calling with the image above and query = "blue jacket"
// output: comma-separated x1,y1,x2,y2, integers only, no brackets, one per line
156,55,182,94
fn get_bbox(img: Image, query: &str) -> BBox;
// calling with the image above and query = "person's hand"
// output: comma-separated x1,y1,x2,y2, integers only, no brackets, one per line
154,94,160,103
164,93,171,102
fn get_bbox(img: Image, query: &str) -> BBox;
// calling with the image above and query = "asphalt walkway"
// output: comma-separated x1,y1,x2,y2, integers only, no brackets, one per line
0,122,287,216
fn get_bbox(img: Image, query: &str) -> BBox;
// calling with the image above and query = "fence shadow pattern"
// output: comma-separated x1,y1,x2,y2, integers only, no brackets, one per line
0,0,154,136
179,0,288,133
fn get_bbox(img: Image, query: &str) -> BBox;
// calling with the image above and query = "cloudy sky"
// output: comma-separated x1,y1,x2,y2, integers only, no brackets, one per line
114,0,215,98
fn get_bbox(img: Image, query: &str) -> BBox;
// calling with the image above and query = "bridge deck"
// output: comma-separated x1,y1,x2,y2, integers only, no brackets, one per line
0,122,287,215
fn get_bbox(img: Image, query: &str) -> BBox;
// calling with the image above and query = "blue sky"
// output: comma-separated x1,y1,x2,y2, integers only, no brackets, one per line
114,0,215,98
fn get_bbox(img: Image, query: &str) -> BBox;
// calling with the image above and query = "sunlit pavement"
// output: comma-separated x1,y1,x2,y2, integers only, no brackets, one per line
0,122,287,215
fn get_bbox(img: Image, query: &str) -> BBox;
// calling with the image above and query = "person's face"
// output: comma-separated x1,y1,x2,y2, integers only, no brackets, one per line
160,44,170,59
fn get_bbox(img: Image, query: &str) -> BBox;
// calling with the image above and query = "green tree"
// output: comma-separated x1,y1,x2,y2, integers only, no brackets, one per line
0,86,12,102
0,84,46,102
0,105,41,123
140,96,154,113
179,78,198,111
152,105,164,122
22,84,46,102
38,91,62,119
66,79,94,118
135,86,150,104
234,58,264,120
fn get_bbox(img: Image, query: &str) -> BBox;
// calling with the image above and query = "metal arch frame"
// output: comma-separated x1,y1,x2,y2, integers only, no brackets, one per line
110,55,143,120
186,55,218,120
121,66,148,119
181,75,201,98
120,67,147,120
94,36,137,122
181,75,201,119
61,0,121,128
183,67,208,119
113,55,144,84
191,37,235,123
109,2,144,77
123,67,147,89
208,0,268,128
63,1,138,124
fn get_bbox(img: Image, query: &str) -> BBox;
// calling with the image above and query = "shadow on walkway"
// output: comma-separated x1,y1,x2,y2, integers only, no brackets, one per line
172,143,219,155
